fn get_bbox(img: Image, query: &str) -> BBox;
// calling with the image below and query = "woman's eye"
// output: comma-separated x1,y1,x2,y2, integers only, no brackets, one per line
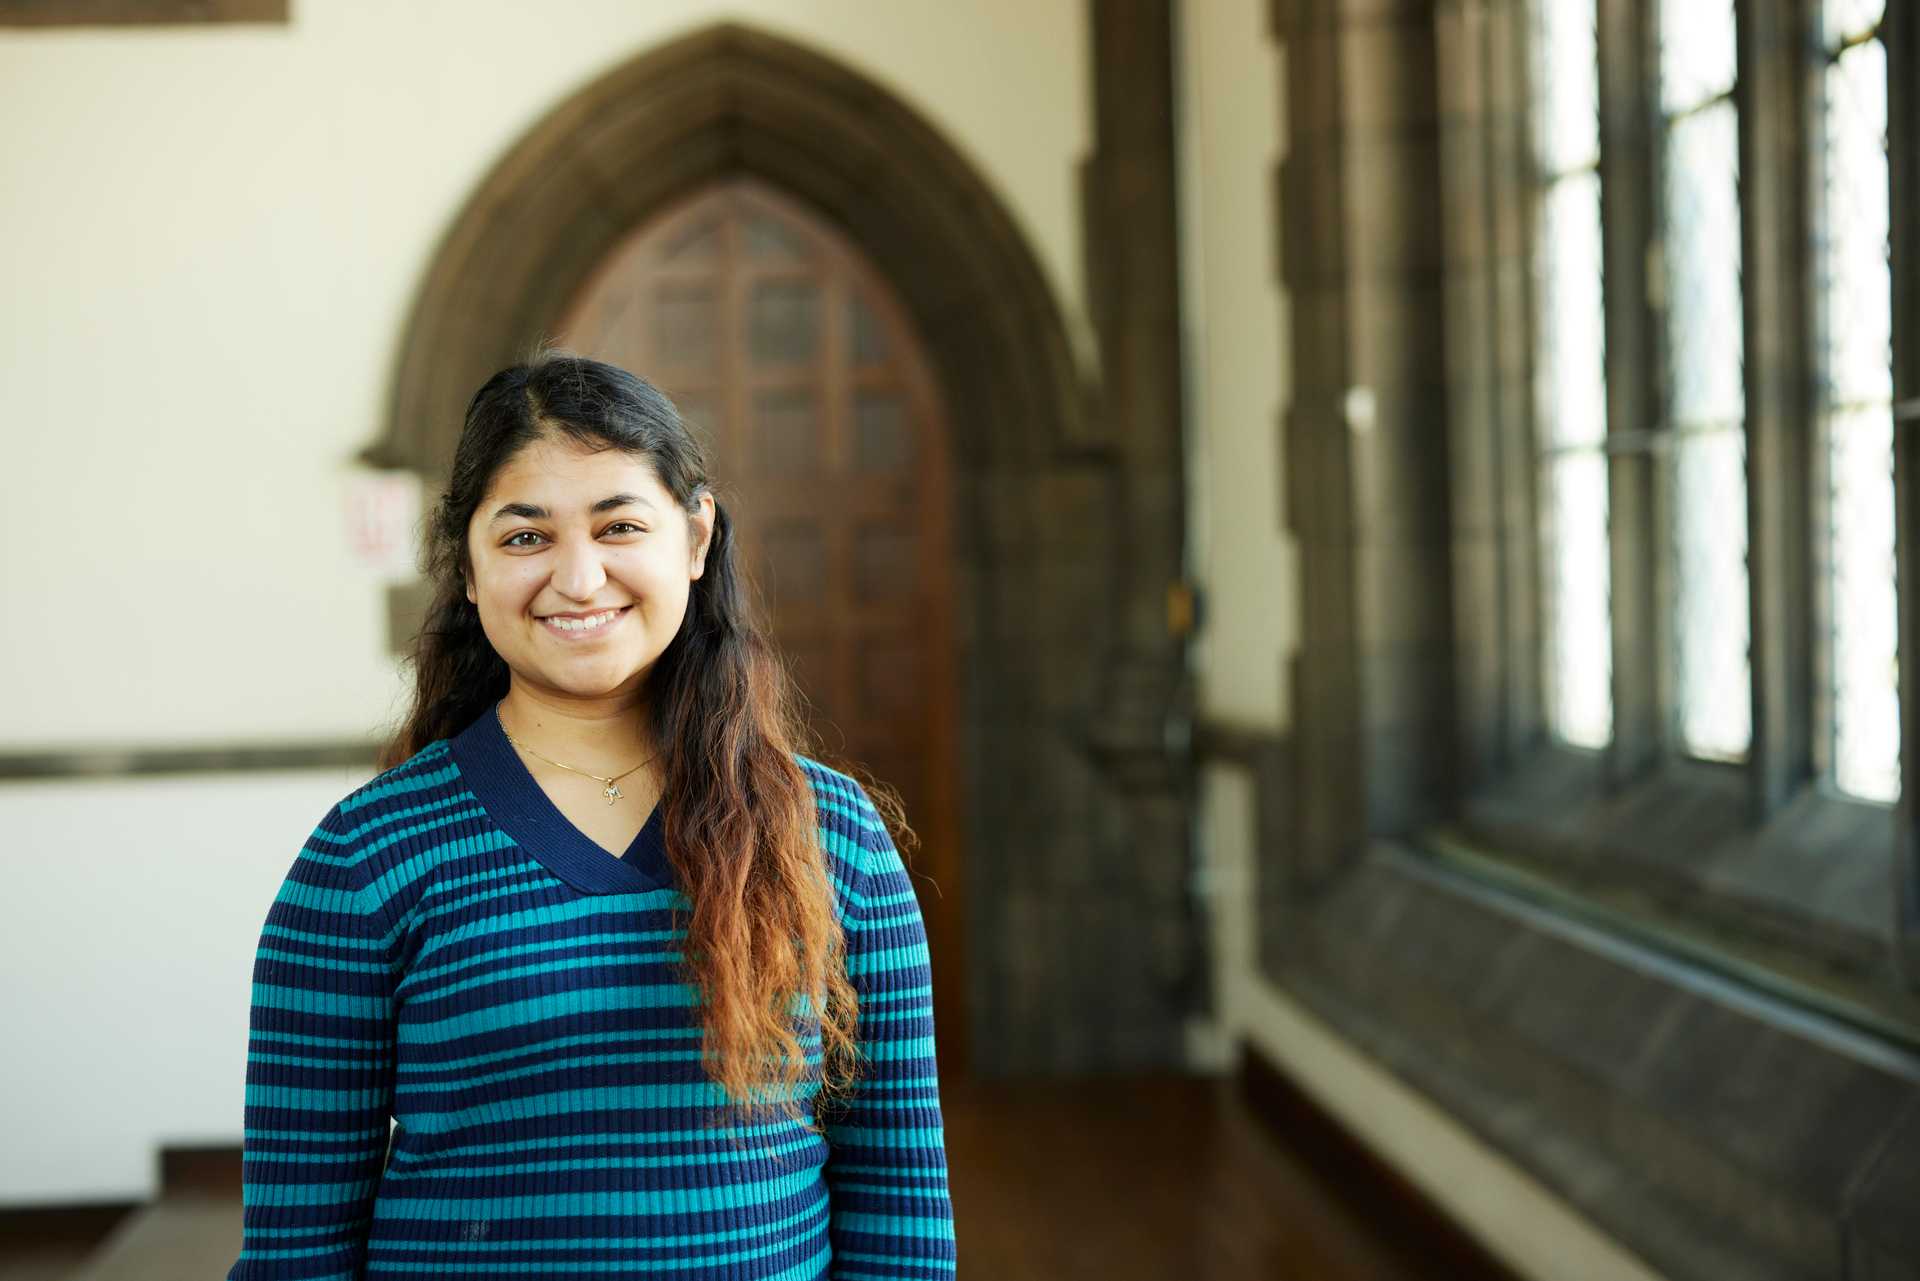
503,525,640,548
502,523,642,548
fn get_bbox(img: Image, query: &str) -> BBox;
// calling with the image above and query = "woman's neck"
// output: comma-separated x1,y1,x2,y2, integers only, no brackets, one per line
497,685,656,774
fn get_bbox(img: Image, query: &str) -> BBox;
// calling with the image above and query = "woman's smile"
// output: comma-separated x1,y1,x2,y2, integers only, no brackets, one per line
537,604,633,640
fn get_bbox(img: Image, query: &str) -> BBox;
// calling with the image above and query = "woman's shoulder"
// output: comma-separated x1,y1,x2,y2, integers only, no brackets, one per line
793,751,860,802
791,753,893,861
296,738,463,858
334,737,462,823
792,752,885,825
289,739,463,929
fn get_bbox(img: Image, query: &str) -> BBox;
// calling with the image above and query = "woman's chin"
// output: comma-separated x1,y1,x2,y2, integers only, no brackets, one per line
531,660,653,698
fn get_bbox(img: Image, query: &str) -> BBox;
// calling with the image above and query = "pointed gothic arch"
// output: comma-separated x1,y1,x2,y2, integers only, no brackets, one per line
361,21,1090,478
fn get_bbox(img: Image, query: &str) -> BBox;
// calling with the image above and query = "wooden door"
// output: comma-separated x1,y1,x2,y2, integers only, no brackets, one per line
555,177,967,1074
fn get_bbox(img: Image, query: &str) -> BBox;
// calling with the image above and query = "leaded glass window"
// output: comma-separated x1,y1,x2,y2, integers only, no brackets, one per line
1816,0,1898,802
1534,0,1612,749
1657,0,1751,762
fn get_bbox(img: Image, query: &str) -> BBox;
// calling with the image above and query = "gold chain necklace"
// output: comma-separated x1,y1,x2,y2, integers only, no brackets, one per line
501,719,659,806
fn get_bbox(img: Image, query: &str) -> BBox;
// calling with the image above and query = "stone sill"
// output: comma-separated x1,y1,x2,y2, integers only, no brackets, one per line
1449,741,1920,1041
1261,839,1920,1281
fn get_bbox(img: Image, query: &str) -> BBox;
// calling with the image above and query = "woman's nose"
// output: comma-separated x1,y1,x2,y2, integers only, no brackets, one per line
550,536,608,599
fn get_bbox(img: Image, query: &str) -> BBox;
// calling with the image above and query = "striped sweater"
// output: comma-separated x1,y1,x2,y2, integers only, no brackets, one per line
227,699,957,1280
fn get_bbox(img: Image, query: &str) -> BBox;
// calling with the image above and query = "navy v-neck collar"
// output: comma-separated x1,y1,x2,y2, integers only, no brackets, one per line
448,700,673,897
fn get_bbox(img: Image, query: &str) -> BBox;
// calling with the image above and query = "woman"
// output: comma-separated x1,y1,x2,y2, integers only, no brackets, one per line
227,351,957,1279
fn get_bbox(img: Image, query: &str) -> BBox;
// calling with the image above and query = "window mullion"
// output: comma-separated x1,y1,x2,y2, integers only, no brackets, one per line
1887,0,1920,981
1598,0,1664,787
1742,0,1818,822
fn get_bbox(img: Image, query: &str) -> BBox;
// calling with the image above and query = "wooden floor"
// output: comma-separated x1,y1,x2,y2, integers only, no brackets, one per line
3,1073,1453,1281
945,1073,1447,1281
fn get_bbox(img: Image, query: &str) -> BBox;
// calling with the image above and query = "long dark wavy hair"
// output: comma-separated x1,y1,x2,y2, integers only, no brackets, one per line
376,347,912,1134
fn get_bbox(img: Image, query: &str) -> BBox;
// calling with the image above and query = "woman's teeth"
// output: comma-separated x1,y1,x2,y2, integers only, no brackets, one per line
543,608,624,633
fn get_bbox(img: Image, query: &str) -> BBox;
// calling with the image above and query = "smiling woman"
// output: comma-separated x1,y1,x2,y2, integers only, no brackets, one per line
225,350,956,1280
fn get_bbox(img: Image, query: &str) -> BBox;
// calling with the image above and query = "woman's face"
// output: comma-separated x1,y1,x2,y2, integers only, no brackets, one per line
465,432,714,705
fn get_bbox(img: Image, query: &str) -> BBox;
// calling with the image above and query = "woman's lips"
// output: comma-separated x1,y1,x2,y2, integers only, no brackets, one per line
538,605,632,641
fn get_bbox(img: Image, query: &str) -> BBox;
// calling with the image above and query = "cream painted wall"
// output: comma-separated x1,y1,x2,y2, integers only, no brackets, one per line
1176,0,1291,734
1177,2,1662,1277
0,0,1091,749
0,0,1088,1208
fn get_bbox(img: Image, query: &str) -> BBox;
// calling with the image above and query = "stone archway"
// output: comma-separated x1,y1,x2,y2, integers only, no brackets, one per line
363,19,1195,1076
361,23,1088,479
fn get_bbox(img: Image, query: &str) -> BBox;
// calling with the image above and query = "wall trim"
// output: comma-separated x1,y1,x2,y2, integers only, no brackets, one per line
0,0,285,25
0,740,379,780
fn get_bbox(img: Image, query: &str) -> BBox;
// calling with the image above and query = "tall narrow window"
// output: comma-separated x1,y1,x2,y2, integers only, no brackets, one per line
1657,0,1750,761
1816,0,1897,802
1534,0,1612,749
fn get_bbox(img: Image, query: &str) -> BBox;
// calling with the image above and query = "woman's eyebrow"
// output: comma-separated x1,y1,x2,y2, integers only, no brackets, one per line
488,493,655,524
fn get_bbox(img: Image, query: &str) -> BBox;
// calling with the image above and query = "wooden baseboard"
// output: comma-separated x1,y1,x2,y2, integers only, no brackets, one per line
0,1201,135,1254
0,1144,239,1255
159,1146,243,1200
1236,1040,1528,1281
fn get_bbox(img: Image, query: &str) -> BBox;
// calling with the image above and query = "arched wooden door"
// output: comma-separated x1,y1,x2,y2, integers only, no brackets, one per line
554,177,966,1074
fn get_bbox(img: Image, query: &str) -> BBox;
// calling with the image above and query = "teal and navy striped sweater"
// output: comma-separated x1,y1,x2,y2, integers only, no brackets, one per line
227,700,957,1279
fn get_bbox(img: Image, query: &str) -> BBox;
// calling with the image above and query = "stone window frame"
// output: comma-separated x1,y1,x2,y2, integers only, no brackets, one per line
1437,0,1920,1035
1250,7,1920,1273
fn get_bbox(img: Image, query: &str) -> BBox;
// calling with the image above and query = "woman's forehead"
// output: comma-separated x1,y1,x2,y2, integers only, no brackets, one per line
489,437,667,498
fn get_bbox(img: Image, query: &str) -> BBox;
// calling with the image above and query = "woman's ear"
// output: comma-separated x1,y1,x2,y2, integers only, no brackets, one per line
689,494,716,581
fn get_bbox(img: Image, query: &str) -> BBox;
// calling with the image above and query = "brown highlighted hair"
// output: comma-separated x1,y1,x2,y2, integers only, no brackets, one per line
376,346,911,1133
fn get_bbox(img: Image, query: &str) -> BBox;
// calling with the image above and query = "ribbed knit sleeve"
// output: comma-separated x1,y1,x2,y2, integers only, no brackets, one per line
228,803,400,1281
822,782,959,1279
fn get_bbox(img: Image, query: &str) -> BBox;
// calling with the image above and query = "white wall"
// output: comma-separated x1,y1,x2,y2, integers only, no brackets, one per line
0,0,1089,1206
1176,2,1662,1278
1,767,372,1203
